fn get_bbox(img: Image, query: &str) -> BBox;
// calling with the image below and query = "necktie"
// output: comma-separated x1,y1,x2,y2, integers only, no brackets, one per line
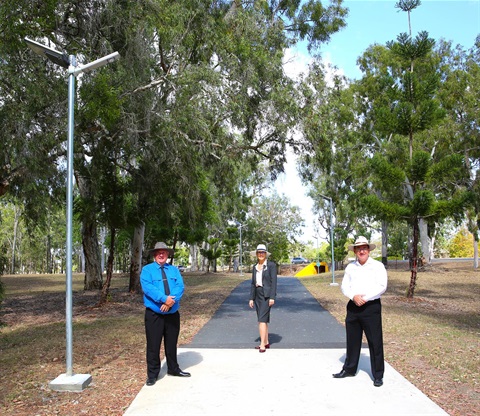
160,266,170,296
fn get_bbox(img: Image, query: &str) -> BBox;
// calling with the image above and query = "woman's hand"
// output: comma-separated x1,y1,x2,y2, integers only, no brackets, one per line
268,299,275,307
249,300,254,308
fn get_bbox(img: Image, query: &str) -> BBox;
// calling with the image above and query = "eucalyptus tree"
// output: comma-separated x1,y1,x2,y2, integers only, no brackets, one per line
0,1,71,278
1,1,349,293
244,192,304,263
95,0,350,289
436,38,480,268
297,59,368,264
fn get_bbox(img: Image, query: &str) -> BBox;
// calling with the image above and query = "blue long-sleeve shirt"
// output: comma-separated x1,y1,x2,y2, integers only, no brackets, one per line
140,262,185,314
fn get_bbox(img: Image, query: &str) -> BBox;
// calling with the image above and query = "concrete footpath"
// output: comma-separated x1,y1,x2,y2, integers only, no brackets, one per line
124,277,448,416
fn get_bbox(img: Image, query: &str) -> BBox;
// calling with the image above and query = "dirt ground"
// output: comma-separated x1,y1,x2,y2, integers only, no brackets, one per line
0,262,478,415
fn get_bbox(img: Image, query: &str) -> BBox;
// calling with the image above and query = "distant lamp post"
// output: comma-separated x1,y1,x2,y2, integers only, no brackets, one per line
319,194,338,286
25,37,119,392
313,234,319,274
236,222,244,276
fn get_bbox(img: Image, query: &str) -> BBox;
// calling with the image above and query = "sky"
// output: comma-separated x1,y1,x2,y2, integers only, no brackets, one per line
275,0,480,244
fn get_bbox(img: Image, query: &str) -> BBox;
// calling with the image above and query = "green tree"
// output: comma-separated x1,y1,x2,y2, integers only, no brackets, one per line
245,192,304,263
0,1,349,292
200,237,223,273
448,228,474,258
222,226,240,272
356,15,470,296
298,60,367,265
436,38,480,269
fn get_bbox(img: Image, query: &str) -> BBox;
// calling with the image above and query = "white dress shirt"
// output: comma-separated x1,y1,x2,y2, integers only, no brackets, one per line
255,263,266,287
341,257,387,302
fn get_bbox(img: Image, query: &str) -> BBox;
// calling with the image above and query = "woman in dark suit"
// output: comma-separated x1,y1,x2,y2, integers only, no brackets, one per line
249,244,277,352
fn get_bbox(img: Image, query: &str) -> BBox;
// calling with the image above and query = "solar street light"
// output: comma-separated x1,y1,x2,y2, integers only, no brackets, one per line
25,37,119,391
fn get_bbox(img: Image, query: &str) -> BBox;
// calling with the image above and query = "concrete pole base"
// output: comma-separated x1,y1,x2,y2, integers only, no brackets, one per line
49,373,92,392
329,283,339,286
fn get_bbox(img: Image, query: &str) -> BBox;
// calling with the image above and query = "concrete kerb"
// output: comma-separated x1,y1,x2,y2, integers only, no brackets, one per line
124,348,448,416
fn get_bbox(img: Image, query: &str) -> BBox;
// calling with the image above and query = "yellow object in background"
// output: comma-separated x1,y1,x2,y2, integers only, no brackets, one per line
294,262,329,277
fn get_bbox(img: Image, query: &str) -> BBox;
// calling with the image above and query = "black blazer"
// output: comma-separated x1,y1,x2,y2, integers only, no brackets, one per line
250,260,277,301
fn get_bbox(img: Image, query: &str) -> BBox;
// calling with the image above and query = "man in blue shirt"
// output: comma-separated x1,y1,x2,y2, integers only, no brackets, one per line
140,242,191,386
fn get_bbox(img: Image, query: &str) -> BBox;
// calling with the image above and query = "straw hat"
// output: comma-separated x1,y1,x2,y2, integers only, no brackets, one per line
249,243,270,257
348,236,376,251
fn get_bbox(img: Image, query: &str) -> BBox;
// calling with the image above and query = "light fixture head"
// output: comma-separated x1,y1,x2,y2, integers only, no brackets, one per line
24,37,69,68
73,52,120,75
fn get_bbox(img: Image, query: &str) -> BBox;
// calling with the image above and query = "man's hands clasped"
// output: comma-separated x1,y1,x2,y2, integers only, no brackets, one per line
353,294,366,307
160,295,176,312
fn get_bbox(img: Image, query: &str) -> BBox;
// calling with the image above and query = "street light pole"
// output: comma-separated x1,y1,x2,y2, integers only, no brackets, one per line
237,222,244,276
25,38,119,392
313,234,319,274
65,54,76,378
319,194,338,286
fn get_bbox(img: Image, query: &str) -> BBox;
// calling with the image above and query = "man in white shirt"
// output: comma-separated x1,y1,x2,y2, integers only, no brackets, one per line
332,236,388,387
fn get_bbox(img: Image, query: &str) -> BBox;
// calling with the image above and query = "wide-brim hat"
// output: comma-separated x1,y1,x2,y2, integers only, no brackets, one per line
348,236,376,251
148,241,175,256
250,243,270,257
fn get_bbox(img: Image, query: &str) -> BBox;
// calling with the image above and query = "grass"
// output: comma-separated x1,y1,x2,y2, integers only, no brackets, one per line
301,261,479,416
0,272,243,415
0,263,478,415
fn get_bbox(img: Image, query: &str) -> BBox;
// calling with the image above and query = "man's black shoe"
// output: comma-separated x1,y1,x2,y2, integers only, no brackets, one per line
146,378,157,386
374,378,383,387
332,370,355,378
167,370,191,377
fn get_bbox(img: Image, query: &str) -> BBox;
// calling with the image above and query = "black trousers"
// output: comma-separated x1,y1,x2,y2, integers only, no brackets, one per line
343,299,384,380
145,308,180,379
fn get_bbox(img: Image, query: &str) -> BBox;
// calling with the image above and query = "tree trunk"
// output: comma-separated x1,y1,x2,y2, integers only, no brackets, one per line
99,227,116,304
76,174,103,290
11,206,20,274
202,242,208,272
419,218,432,264
129,222,144,293
473,235,478,270
46,233,52,274
189,244,198,272
381,221,388,266
407,219,419,298
99,226,106,274
80,246,85,273
171,234,178,264
81,218,103,290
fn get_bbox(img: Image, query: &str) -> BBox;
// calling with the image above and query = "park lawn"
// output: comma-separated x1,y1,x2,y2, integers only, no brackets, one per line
1,263,478,415
301,262,479,416
0,272,244,416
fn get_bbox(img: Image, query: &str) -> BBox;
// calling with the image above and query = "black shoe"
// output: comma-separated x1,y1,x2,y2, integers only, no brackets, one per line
146,378,157,386
332,370,355,378
374,378,383,387
167,369,191,377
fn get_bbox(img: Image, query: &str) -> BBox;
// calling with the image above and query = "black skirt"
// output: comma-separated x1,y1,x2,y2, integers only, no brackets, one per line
254,286,271,323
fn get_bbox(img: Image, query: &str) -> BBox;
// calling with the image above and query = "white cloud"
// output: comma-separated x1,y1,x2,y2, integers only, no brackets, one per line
274,46,339,243
283,46,312,79
272,149,320,244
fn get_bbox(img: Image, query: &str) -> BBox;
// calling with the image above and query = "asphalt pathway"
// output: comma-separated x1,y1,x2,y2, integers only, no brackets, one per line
188,277,346,349
124,277,448,416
